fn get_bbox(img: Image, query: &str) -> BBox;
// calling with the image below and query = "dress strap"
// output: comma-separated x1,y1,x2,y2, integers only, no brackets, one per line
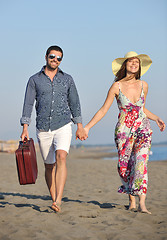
117,82,120,90
141,80,143,90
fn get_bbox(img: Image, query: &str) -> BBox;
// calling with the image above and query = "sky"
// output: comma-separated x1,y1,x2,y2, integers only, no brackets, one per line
0,0,167,145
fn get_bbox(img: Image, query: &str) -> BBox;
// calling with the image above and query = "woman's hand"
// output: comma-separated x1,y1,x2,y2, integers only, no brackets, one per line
83,126,89,140
156,118,166,132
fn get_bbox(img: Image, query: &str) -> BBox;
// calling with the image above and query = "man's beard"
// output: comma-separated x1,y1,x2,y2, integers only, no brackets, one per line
46,62,58,71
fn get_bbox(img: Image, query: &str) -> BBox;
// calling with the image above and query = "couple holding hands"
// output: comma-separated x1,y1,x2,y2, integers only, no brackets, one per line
20,45,165,213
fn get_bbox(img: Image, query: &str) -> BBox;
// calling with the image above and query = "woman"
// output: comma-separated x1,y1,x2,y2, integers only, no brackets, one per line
84,51,165,214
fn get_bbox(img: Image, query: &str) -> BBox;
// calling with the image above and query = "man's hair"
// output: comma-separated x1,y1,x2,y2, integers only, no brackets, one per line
46,45,63,59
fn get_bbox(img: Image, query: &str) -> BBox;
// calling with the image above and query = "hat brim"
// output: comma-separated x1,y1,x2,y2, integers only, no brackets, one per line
112,54,152,76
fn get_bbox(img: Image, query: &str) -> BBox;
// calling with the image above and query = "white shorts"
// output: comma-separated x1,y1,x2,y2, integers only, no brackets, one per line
36,123,72,164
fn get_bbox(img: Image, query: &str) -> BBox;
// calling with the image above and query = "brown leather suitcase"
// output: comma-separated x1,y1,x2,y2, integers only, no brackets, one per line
15,138,38,185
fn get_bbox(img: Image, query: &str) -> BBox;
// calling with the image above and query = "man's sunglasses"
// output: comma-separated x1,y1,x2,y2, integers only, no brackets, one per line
48,54,62,62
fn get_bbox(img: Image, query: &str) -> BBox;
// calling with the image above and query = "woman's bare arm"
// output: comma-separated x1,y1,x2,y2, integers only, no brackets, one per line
143,81,165,131
84,82,119,135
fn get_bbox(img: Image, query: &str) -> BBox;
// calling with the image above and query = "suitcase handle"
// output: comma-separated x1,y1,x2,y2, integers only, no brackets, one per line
19,137,29,148
23,137,28,143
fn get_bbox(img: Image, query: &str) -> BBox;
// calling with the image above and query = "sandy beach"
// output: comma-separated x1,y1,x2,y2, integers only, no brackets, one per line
0,147,167,240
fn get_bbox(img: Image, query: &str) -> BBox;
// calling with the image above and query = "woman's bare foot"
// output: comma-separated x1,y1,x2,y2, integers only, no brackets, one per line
51,202,61,212
129,194,136,210
138,195,151,214
138,204,151,214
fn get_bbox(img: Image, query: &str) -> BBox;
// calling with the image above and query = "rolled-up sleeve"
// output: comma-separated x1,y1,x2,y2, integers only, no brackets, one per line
68,77,82,124
20,77,36,126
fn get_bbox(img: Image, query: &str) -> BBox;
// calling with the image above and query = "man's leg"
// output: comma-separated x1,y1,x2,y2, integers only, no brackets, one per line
51,123,72,211
44,163,56,202
44,151,67,212
37,127,70,212
55,150,67,204
37,129,56,201
49,150,67,212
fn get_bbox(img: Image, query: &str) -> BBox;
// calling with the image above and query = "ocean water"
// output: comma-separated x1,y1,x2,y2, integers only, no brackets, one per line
149,145,167,161
104,144,167,161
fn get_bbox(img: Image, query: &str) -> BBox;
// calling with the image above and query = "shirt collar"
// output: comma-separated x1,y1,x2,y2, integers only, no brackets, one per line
39,66,64,75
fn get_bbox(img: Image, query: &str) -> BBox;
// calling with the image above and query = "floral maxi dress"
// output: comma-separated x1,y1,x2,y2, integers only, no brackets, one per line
115,81,152,195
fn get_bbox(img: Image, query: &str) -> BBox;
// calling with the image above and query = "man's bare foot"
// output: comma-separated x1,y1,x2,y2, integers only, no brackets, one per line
51,202,61,212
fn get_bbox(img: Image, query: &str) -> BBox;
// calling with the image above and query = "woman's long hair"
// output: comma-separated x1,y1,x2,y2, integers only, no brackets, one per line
114,58,141,82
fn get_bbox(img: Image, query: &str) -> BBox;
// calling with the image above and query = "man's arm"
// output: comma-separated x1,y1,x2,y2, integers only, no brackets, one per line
68,77,82,123
68,77,87,140
20,77,36,140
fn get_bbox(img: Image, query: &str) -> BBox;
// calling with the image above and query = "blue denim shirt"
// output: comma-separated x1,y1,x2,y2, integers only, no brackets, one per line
20,67,82,131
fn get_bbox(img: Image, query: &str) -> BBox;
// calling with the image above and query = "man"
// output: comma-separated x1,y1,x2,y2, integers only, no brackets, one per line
20,45,85,212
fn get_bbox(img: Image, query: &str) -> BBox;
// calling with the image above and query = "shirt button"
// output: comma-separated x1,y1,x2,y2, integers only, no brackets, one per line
52,100,54,103
51,109,53,112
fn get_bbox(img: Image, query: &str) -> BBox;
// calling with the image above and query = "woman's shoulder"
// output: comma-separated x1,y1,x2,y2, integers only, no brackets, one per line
109,81,119,96
141,80,148,85
141,80,148,88
141,80,148,94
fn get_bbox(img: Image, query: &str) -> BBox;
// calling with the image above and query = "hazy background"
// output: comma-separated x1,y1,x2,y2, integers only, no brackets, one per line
0,0,167,145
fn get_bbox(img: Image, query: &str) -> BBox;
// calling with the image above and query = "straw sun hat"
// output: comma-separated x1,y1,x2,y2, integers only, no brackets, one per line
112,51,152,76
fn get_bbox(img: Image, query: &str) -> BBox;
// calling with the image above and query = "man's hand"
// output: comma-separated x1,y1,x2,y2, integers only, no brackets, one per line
20,124,29,141
76,123,88,141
